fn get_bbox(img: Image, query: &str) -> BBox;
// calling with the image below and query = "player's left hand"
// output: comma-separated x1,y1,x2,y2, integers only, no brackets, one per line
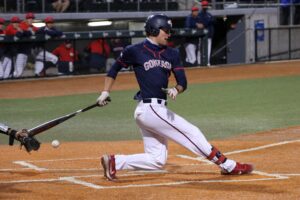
162,87,178,100
97,91,110,106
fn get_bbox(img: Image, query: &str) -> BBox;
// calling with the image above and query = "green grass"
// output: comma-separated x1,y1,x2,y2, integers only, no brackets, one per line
1,75,300,144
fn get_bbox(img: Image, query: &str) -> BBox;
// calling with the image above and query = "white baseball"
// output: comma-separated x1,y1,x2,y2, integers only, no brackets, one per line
51,140,60,148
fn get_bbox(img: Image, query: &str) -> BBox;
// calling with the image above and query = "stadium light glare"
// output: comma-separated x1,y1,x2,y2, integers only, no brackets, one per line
33,22,45,28
87,21,112,27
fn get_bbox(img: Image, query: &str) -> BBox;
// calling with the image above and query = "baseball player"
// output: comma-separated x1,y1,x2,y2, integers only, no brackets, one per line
0,122,40,152
184,6,201,66
97,14,253,181
52,40,78,75
86,38,111,72
4,16,28,79
0,18,12,80
13,13,38,78
34,16,62,76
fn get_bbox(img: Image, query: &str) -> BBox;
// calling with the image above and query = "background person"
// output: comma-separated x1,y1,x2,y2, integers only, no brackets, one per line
0,18,12,80
280,0,291,25
4,16,29,78
184,6,201,66
51,0,70,12
86,38,110,73
13,12,38,78
293,0,300,24
52,40,78,75
34,16,63,76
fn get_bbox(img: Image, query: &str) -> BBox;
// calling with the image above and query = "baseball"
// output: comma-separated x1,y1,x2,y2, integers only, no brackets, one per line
51,140,60,148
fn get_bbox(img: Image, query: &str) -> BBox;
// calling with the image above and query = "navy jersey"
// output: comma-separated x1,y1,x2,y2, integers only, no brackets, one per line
198,11,214,38
184,14,201,44
107,39,187,100
185,14,200,29
36,26,63,38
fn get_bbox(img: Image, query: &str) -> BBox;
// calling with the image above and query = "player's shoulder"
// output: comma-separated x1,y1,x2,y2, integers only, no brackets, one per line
123,41,143,53
165,46,180,56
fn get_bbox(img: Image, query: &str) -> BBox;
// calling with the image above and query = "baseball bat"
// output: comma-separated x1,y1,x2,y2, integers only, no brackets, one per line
28,98,110,137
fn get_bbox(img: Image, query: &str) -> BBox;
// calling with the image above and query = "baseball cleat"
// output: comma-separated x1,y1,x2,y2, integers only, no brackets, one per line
101,154,117,181
221,162,254,175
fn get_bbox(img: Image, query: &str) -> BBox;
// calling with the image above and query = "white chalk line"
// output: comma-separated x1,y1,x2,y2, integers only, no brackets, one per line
0,168,32,172
0,167,290,189
23,157,99,163
61,177,103,189
252,170,288,179
0,174,287,189
0,168,100,172
13,161,47,172
176,139,300,165
225,139,300,155
273,173,300,176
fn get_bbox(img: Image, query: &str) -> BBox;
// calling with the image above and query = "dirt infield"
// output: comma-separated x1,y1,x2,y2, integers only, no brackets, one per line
0,128,299,200
1,61,300,199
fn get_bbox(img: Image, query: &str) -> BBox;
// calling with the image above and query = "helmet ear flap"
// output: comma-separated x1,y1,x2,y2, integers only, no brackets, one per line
151,28,159,37
145,23,159,37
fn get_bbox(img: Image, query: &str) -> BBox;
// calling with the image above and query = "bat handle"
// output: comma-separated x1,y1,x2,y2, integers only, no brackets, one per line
81,103,99,112
82,97,111,112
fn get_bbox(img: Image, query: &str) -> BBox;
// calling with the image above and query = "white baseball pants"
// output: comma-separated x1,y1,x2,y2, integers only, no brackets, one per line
185,43,197,64
34,50,58,74
185,38,212,66
0,57,12,79
14,53,28,78
115,99,236,172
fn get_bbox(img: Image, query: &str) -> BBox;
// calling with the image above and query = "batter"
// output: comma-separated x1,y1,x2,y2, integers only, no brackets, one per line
97,14,253,181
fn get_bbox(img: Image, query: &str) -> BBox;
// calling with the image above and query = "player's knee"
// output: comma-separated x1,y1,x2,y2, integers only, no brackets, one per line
154,159,165,169
153,154,167,169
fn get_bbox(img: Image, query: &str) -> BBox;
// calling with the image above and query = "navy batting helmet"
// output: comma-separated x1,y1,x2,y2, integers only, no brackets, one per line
144,14,173,37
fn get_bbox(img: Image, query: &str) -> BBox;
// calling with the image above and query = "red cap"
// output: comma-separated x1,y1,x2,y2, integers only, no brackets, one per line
11,16,21,23
201,1,209,7
26,12,35,19
44,16,54,23
191,6,199,12
0,18,5,24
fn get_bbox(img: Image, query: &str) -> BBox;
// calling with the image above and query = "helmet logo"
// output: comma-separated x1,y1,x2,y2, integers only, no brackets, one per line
167,20,172,28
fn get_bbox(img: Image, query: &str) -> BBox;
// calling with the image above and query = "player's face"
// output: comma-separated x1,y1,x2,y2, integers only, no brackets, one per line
47,23,54,28
12,23,19,28
192,10,199,17
27,18,33,24
155,28,171,46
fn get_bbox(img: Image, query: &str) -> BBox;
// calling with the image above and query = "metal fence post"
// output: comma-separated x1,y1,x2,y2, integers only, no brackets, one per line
254,29,257,62
268,29,271,61
201,34,208,66
288,27,291,59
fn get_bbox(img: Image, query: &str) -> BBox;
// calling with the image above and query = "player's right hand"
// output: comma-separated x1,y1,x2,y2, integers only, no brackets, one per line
97,91,110,106
162,87,178,100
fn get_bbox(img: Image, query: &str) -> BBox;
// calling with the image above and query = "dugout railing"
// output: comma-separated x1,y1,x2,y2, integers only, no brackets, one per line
254,26,300,62
0,28,208,79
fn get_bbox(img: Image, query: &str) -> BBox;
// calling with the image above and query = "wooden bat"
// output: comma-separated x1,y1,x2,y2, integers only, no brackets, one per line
28,99,110,137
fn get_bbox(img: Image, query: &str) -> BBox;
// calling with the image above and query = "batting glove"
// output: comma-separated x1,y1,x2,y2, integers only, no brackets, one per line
162,87,178,100
97,91,110,106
